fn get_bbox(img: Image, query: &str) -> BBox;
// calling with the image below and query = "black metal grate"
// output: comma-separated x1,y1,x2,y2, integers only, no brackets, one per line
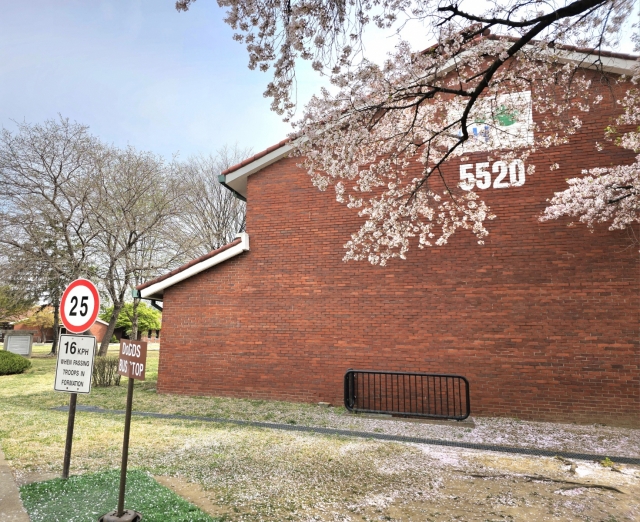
344,369,470,420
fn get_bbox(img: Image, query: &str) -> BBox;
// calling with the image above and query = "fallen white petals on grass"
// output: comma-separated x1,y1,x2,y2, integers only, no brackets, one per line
3,351,639,520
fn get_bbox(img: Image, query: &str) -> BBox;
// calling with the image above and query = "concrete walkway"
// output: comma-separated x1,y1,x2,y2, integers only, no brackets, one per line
54,404,640,465
0,448,29,521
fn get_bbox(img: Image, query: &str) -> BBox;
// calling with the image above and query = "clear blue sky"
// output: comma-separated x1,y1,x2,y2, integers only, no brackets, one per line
1,1,636,161
0,0,304,159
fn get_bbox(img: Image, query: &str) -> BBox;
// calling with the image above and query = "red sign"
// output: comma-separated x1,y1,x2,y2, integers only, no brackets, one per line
60,279,100,334
118,340,147,380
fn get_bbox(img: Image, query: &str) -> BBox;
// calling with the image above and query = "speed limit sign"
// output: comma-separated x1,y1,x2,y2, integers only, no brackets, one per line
60,279,100,333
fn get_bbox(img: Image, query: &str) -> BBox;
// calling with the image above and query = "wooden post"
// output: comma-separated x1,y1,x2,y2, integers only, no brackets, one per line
116,377,135,516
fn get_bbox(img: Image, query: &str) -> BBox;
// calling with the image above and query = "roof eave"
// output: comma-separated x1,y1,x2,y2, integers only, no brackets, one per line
139,233,250,300
219,142,296,199
555,50,638,75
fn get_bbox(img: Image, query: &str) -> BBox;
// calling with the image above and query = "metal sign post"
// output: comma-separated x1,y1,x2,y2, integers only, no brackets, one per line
56,278,100,479
54,333,96,478
99,340,147,522
62,392,77,480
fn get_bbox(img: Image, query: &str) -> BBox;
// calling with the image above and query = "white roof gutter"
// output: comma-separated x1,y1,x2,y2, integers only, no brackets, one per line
140,233,250,300
556,51,638,76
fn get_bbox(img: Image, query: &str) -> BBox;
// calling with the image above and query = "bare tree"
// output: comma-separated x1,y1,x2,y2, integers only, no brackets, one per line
0,251,67,345
88,146,186,356
0,117,99,353
129,228,196,340
176,145,250,256
0,278,34,323
0,119,252,352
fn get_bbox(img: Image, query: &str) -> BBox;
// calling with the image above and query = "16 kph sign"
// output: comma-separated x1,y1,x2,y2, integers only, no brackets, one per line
118,340,147,380
54,335,96,394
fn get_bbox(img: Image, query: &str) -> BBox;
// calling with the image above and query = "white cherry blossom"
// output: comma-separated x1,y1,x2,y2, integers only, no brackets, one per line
178,0,637,262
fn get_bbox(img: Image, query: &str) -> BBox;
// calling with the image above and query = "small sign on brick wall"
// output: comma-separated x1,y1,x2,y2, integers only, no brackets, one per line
4,333,33,357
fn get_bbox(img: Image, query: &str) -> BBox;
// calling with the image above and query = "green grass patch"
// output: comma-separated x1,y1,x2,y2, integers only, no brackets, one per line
20,469,219,522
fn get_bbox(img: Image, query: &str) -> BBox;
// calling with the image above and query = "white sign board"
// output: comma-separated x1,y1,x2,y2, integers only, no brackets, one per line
4,333,33,357
451,91,534,153
54,334,96,394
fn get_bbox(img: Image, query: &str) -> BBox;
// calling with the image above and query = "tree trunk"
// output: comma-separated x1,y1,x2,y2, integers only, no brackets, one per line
130,297,140,342
50,299,60,356
98,300,124,356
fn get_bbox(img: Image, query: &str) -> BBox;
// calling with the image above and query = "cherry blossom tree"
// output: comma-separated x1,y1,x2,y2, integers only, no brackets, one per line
178,0,638,264
542,66,639,236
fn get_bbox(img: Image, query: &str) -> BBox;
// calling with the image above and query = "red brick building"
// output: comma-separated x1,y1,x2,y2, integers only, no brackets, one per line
88,319,110,344
138,52,639,427
12,323,54,343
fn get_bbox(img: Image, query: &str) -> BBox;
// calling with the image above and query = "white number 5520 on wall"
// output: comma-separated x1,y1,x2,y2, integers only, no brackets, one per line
460,160,525,191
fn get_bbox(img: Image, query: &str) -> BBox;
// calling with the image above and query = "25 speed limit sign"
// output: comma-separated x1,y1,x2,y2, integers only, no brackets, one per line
60,279,100,333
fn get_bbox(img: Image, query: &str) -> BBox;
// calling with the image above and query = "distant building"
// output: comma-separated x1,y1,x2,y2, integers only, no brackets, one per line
88,319,110,344
11,307,54,342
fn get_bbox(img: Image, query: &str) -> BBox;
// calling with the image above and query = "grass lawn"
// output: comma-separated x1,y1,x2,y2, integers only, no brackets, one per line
1,344,638,521
3,344,344,426
20,469,217,522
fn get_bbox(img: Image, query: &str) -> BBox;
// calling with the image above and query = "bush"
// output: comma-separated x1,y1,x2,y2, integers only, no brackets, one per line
92,356,121,387
0,350,32,375
110,335,118,343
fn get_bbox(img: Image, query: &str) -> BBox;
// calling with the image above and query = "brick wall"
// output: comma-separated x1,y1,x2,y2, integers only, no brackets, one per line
157,81,639,427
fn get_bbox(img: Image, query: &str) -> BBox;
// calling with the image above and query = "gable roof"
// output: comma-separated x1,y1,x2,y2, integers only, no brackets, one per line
136,233,250,300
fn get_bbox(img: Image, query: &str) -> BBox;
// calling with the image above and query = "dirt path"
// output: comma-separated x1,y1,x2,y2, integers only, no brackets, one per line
155,444,639,521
